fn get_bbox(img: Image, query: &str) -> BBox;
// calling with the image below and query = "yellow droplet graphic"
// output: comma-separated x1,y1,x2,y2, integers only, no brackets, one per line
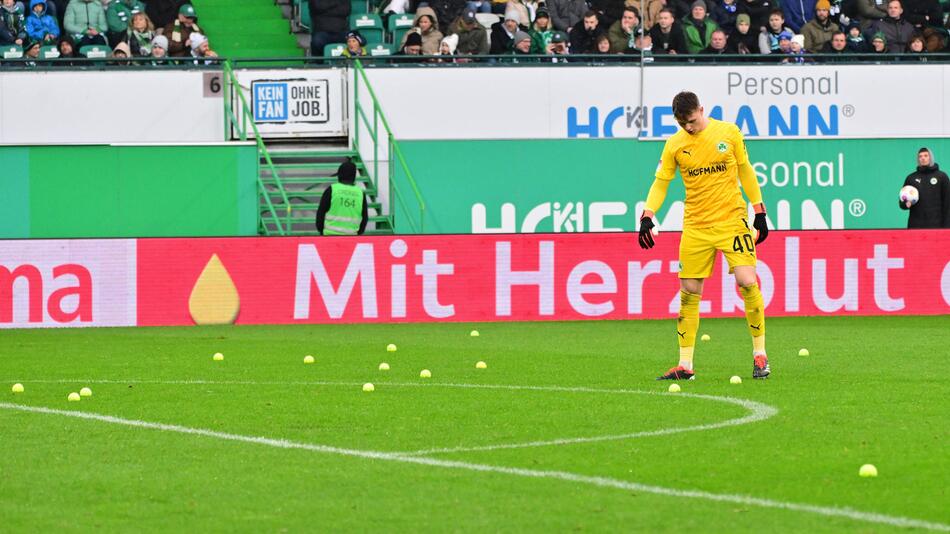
188,254,240,325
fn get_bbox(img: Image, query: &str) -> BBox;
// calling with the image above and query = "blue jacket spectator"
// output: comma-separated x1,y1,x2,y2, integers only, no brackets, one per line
25,0,58,43
781,0,813,32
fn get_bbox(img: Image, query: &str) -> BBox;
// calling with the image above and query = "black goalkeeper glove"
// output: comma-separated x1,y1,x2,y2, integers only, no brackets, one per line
638,217,655,249
753,212,769,244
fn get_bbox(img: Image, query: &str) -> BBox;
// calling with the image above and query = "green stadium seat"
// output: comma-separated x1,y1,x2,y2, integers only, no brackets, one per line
80,45,109,58
39,45,59,59
299,0,311,30
1,45,23,59
367,43,395,56
388,13,414,44
323,43,346,57
349,14,384,43
351,0,369,14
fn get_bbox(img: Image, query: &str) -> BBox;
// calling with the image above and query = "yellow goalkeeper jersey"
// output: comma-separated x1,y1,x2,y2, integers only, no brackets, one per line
655,118,750,229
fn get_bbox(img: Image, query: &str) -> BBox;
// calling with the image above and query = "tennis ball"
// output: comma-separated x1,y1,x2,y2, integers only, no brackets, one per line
859,464,878,477
700,334,711,341
475,361,487,369
668,383,681,393
386,343,397,352
379,362,390,371
67,392,80,402
362,383,375,393
419,369,431,378
730,376,742,385
79,387,92,397
798,348,810,356
11,383,24,394
213,352,224,361
470,330,480,337
303,355,315,364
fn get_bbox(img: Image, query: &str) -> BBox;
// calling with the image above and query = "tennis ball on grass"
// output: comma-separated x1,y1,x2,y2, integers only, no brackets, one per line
730,376,742,385
386,344,397,352
420,369,432,378
11,383,24,394
798,348,810,356
362,383,375,393
859,464,878,477
700,334,711,341
668,383,681,393
67,392,80,402
470,330,480,337
303,355,315,364
379,362,390,371
212,352,224,361
79,387,92,397
475,361,487,369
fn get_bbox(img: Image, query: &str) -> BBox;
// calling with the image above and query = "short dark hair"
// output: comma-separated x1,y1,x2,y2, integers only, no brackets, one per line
831,30,845,37
769,8,784,17
658,7,675,16
583,9,598,18
623,6,640,17
918,147,930,153
887,0,901,6
672,91,701,121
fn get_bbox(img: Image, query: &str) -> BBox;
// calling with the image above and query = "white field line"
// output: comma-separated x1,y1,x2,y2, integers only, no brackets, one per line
6,379,776,454
1,402,947,532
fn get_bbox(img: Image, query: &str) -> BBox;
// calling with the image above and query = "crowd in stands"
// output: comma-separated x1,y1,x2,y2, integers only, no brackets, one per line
0,0,219,63
310,0,950,60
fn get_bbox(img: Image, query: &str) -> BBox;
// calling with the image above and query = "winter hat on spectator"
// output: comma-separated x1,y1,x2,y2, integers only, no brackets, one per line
814,0,830,9
690,0,706,11
440,33,458,53
736,13,750,25
535,7,550,20
190,32,207,51
461,9,476,23
346,30,367,46
404,31,423,47
112,41,131,56
22,37,40,53
871,31,886,45
778,30,793,41
551,31,568,43
151,35,168,51
513,30,531,43
791,34,804,48
504,6,520,23
179,3,196,18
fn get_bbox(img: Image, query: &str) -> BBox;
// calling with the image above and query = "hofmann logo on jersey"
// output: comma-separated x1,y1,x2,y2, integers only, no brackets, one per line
252,78,330,124
685,162,728,177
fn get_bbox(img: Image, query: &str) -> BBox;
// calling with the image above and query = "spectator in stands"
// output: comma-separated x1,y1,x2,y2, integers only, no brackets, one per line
401,6,442,55
846,19,867,49
490,9,519,53
650,8,688,54
899,148,950,228
726,13,757,52
449,8,489,54
710,0,739,34
149,33,167,59
504,0,531,27
343,30,366,56
398,30,424,55
146,0,180,30
431,0,467,34
546,29,571,59
529,7,554,53
593,32,622,56
1,0,26,46
801,0,836,51
683,0,718,53
105,0,143,45
904,33,928,57
55,33,77,61
869,30,887,51
126,11,153,55
700,27,729,55
781,0,813,32
903,0,941,29
25,0,58,44
783,33,809,60
548,0,586,31
569,10,602,53
309,0,350,57
21,34,38,60
819,29,850,57
163,3,199,57
111,39,130,63
857,0,887,29
508,28,533,57
64,0,107,47
738,0,775,33
866,0,915,52
758,8,791,52
438,32,458,57
640,0,666,31
189,32,216,63
773,28,793,53
607,6,640,52
316,160,369,236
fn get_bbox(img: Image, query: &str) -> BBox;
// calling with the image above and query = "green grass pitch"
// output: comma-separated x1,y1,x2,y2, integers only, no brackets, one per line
1,316,948,532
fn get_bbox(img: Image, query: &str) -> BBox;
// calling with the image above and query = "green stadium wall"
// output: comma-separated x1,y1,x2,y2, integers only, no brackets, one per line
392,138,950,234
0,145,258,238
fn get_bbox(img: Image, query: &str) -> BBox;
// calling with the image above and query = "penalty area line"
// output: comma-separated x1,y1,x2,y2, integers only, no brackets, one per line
0,402,947,532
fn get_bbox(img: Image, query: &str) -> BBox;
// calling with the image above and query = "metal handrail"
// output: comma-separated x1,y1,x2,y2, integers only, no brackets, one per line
352,58,426,233
222,59,292,235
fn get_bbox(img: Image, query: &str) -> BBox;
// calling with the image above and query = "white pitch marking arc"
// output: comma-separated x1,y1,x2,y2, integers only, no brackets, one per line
0,401,947,532
8,379,776,455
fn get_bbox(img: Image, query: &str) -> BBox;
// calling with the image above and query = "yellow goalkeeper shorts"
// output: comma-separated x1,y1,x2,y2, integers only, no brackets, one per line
678,218,757,279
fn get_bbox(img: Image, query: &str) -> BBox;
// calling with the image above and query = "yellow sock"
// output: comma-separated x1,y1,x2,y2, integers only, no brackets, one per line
677,291,701,370
739,284,766,354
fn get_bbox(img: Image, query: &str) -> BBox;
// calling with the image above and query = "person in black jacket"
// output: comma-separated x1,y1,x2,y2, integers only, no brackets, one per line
649,8,688,54
899,147,950,228
316,160,369,235
430,0,466,34
568,10,603,53
489,10,519,54
902,0,941,30
726,13,759,52
310,0,351,56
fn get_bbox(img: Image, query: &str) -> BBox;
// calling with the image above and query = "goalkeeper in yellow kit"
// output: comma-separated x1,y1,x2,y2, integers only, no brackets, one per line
639,91,771,380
